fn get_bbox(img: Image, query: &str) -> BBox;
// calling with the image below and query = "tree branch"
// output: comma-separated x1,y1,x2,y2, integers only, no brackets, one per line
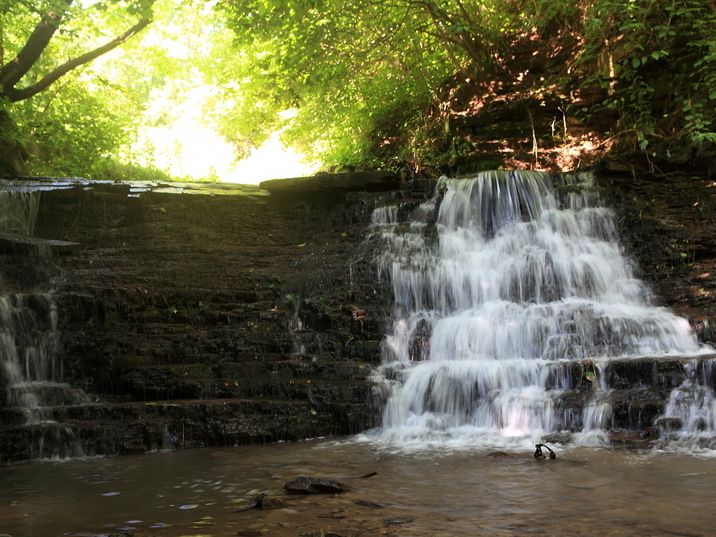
0,0,72,89
4,16,151,102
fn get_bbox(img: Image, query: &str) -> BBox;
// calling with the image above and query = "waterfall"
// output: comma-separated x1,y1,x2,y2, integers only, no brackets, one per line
657,359,716,450
0,294,65,418
0,189,40,237
370,171,711,450
0,185,86,458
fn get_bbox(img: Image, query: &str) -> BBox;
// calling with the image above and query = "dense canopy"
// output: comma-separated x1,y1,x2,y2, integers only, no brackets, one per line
0,0,714,180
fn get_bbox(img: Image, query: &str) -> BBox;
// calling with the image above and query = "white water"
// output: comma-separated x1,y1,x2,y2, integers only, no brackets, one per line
657,359,716,450
0,187,86,458
369,171,711,450
0,285,86,427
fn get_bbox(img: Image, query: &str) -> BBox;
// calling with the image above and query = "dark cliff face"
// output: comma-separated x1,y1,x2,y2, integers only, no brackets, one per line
0,176,432,461
1,167,715,461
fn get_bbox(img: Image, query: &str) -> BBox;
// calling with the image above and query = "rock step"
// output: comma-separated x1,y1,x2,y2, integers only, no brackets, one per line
0,232,80,256
391,355,716,435
113,360,375,402
0,397,375,463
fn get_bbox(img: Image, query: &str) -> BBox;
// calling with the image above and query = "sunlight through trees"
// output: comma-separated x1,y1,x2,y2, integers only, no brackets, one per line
1,0,714,181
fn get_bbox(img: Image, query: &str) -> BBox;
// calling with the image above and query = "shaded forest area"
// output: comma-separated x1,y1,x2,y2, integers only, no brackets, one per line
1,0,715,180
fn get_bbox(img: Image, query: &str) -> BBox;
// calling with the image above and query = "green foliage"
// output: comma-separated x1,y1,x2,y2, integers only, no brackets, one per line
0,0,159,176
11,76,133,176
578,0,716,150
2,0,714,179
218,0,716,167
216,0,519,169
87,158,177,183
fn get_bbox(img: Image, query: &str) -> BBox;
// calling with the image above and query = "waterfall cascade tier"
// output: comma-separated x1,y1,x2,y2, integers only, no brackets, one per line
370,171,715,450
0,185,88,459
0,295,88,460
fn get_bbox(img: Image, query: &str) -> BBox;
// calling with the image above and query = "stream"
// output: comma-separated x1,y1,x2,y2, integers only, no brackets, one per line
1,438,715,537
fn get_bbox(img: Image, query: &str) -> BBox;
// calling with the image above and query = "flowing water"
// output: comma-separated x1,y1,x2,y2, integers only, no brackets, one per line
0,173,715,536
0,188,40,237
368,171,714,450
657,359,716,449
0,184,87,458
0,439,715,537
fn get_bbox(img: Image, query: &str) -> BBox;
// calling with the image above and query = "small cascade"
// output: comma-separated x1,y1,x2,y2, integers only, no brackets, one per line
0,183,87,459
370,171,712,450
0,188,40,237
287,295,306,356
657,359,716,450
577,360,613,443
0,293,87,458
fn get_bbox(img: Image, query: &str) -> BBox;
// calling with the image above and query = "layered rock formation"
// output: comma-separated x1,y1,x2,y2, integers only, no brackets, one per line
0,174,422,461
1,165,715,461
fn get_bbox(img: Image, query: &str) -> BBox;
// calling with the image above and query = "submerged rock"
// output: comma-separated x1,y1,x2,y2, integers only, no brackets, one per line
241,492,284,510
383,517,415,526
300,531,345,537
355,499,385,509
284,476,349,495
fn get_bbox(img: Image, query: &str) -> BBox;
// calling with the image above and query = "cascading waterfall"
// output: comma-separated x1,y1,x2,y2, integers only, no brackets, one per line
0,188,40,237
0,294,64,416
0,185,86,458
657,359,716,449
370,171,712,450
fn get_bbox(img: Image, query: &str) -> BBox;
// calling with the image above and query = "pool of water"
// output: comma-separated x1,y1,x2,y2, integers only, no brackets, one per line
1,439,715,537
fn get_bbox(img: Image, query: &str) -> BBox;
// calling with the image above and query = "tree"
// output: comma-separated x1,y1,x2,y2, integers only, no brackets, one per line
219,0,715,169
1,0,155,174
217,0,489,167
0,0,154,102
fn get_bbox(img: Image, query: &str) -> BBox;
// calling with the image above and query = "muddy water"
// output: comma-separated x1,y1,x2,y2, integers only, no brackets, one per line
1,439,715,537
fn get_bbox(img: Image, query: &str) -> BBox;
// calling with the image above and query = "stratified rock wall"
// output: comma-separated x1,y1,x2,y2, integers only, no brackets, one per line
0,175,430,461
2,166,716,461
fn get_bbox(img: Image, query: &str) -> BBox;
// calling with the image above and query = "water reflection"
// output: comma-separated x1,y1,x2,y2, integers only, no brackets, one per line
0,439,714,536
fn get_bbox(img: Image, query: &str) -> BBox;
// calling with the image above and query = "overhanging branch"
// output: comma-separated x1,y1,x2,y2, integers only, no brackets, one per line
0,0,72,89
4,17,151,102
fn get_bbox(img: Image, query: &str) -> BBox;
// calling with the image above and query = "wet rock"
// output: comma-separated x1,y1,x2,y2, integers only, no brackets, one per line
355,499,385,509
607,430,652,448
300,531,345,537
257,495,283,509
283,476,349,495
260,170,399,194
486,451,514,458
0,177,407,462
241,493,284,510
654,417,683,432
541,432,572,444
383,517,415,526
408,318,431,362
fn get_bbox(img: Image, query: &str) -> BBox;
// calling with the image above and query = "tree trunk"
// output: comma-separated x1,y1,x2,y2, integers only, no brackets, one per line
0,110,27,176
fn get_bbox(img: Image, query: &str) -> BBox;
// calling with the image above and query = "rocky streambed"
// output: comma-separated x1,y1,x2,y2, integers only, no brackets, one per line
1,439,715,537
